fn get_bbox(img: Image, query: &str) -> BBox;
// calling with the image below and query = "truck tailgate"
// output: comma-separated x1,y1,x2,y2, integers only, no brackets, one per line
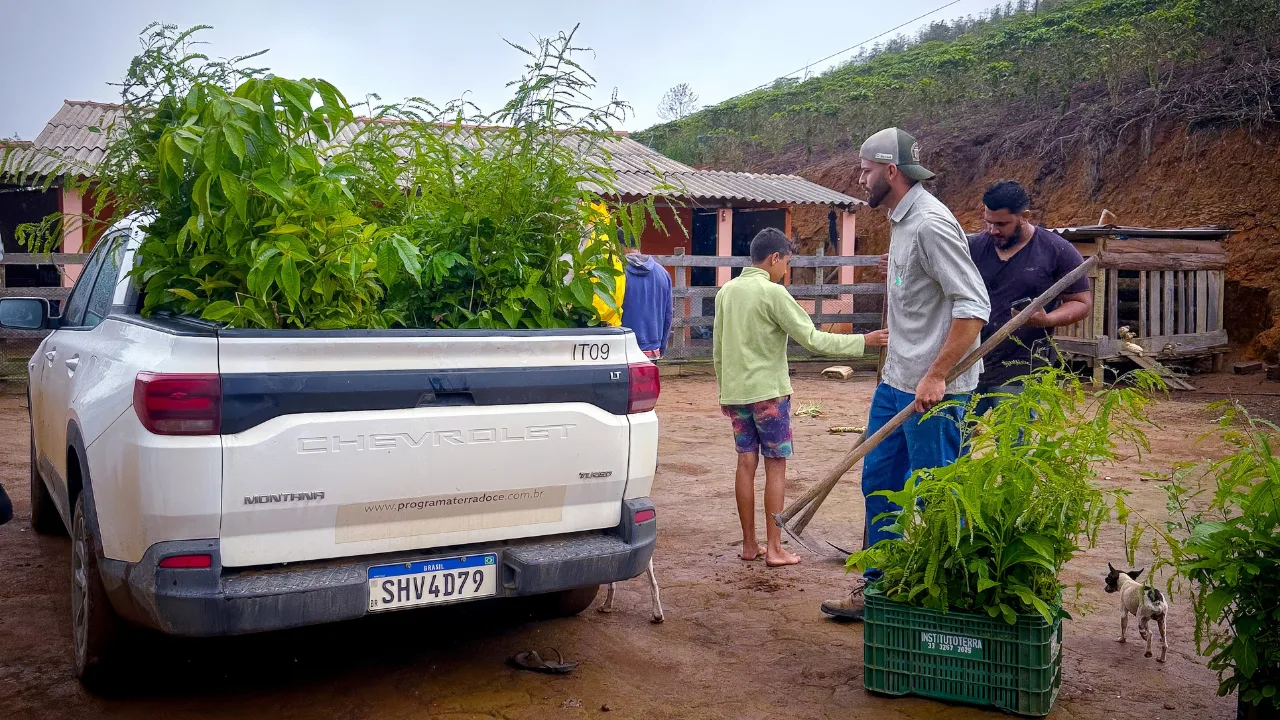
216,330,641,567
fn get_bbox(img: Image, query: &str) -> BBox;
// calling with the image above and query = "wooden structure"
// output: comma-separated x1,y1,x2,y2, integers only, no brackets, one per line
653,251,881,362
1050,225,1232,382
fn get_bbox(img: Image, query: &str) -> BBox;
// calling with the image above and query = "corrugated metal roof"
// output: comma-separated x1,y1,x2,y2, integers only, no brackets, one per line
1053,225,1234,240
5,101,864,207
2,100,123,182
1,142,61,182
612,168,862,207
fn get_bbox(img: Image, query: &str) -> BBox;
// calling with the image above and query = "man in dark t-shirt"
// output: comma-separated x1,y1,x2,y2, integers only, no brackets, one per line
967,181,1092,405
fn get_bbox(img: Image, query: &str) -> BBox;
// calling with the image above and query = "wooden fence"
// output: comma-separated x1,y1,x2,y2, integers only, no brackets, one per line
1052,240,1228,365
652,251,884,362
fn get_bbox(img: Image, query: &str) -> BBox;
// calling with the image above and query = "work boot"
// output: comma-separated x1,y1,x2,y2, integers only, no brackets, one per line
820,581,866,621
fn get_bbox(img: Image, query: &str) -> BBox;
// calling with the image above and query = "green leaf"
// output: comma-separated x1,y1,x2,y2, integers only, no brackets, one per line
223,124,246,162
269,224,306,235
1204,587,1235,622
569,278,594,308
219,170,248,221
1020,534,1056,562
1235,635,1258,678
977,578,1000,592
253,177,288,205
525,285,550,313
189,254,222,273
390,235,422,283
202,129,223,172
1190,521,1227,543
161,133,184,175
226,96,263,113
192,172,212,218
173,132,198,155
167,288,199,301
376,241,400,285
287,146,321,174
1000,604,1016,625
276,78,315,114
498,302,523,328
201,300,238,321
280,257,301,306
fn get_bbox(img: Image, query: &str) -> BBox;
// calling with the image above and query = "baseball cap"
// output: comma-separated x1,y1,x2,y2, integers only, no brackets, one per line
859,127,935,181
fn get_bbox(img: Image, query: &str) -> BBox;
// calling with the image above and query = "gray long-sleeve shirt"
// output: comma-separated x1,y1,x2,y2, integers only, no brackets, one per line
882,183,991,395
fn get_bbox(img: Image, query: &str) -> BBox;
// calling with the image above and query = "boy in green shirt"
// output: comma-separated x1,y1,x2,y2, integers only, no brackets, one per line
714,228,888,567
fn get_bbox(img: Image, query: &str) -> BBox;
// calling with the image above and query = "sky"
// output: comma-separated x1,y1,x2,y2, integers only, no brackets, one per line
1,0,996,140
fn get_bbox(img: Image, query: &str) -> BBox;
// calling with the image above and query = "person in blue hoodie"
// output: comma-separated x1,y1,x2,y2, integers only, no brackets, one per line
620,246,674,359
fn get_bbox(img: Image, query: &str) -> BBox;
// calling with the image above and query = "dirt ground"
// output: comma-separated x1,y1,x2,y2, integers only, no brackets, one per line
0,374,1259,720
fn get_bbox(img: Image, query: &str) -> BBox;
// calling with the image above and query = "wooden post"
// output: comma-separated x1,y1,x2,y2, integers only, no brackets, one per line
1149,272,1162,337
1179,271,1189,335
1090,266,1106,346
1195,271,1209,333
1213,269,1224,332
671,248,688,358
1163,270,1175,336
814,244,825,330
839,210,856,318
1138,270,1147,337
1106,269,1119,339
715,208,732,286
838,210,856,285
1207,270,1220,331
60,187,84,287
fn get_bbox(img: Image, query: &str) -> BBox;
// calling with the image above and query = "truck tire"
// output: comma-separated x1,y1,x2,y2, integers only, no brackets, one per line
29,429,64,535
541,585,601,618
72,493,125,691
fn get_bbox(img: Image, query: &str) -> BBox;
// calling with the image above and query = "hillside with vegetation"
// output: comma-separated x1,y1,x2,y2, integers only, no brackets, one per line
642,0,1280,358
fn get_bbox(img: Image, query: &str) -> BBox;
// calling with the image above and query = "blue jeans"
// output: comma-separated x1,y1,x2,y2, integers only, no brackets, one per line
861,382,968,580
971,383,1023,418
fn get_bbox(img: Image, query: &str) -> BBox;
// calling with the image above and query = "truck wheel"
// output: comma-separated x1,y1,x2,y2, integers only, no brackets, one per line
541,585,601,618
71,494,125,691
29,429,64,535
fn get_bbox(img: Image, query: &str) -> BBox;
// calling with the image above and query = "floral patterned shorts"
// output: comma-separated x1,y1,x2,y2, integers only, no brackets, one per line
721,396,793,458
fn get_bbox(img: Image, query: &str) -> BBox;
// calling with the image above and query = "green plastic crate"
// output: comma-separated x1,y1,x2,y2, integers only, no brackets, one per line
863,586,1063,716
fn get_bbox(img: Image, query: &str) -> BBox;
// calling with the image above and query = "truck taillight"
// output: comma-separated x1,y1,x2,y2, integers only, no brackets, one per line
627,362,661,414
134,373,221,436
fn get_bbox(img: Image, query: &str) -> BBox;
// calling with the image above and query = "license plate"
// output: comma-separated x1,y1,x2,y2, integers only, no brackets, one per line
367,554,497,612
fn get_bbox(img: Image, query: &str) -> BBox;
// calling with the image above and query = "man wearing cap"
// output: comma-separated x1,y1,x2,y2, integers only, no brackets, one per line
820,128,990,621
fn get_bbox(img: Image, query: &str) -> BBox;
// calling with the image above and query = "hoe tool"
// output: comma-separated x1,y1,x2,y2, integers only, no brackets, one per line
776,255,1100,558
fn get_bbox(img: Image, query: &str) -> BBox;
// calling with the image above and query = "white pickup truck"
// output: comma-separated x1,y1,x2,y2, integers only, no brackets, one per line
0,217,660,688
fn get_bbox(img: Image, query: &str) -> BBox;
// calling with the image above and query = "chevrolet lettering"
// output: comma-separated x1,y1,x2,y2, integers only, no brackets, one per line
296,424,578,454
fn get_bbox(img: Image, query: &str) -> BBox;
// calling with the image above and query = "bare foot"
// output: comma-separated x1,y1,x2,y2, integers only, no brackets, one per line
741,542,766,561
765,547,802,567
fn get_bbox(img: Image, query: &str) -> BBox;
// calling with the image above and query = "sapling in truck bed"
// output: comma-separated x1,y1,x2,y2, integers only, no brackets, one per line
13,23,669,330
848,367,1161,624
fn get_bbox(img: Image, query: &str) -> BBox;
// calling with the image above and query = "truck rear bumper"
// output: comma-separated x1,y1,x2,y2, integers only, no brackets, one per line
98,499,656,637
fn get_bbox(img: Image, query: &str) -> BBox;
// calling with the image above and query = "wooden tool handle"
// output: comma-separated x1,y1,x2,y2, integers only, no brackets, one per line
777,254,1100,531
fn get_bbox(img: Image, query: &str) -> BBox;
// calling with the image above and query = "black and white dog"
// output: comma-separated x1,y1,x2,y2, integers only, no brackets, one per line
1105,563,1169,663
